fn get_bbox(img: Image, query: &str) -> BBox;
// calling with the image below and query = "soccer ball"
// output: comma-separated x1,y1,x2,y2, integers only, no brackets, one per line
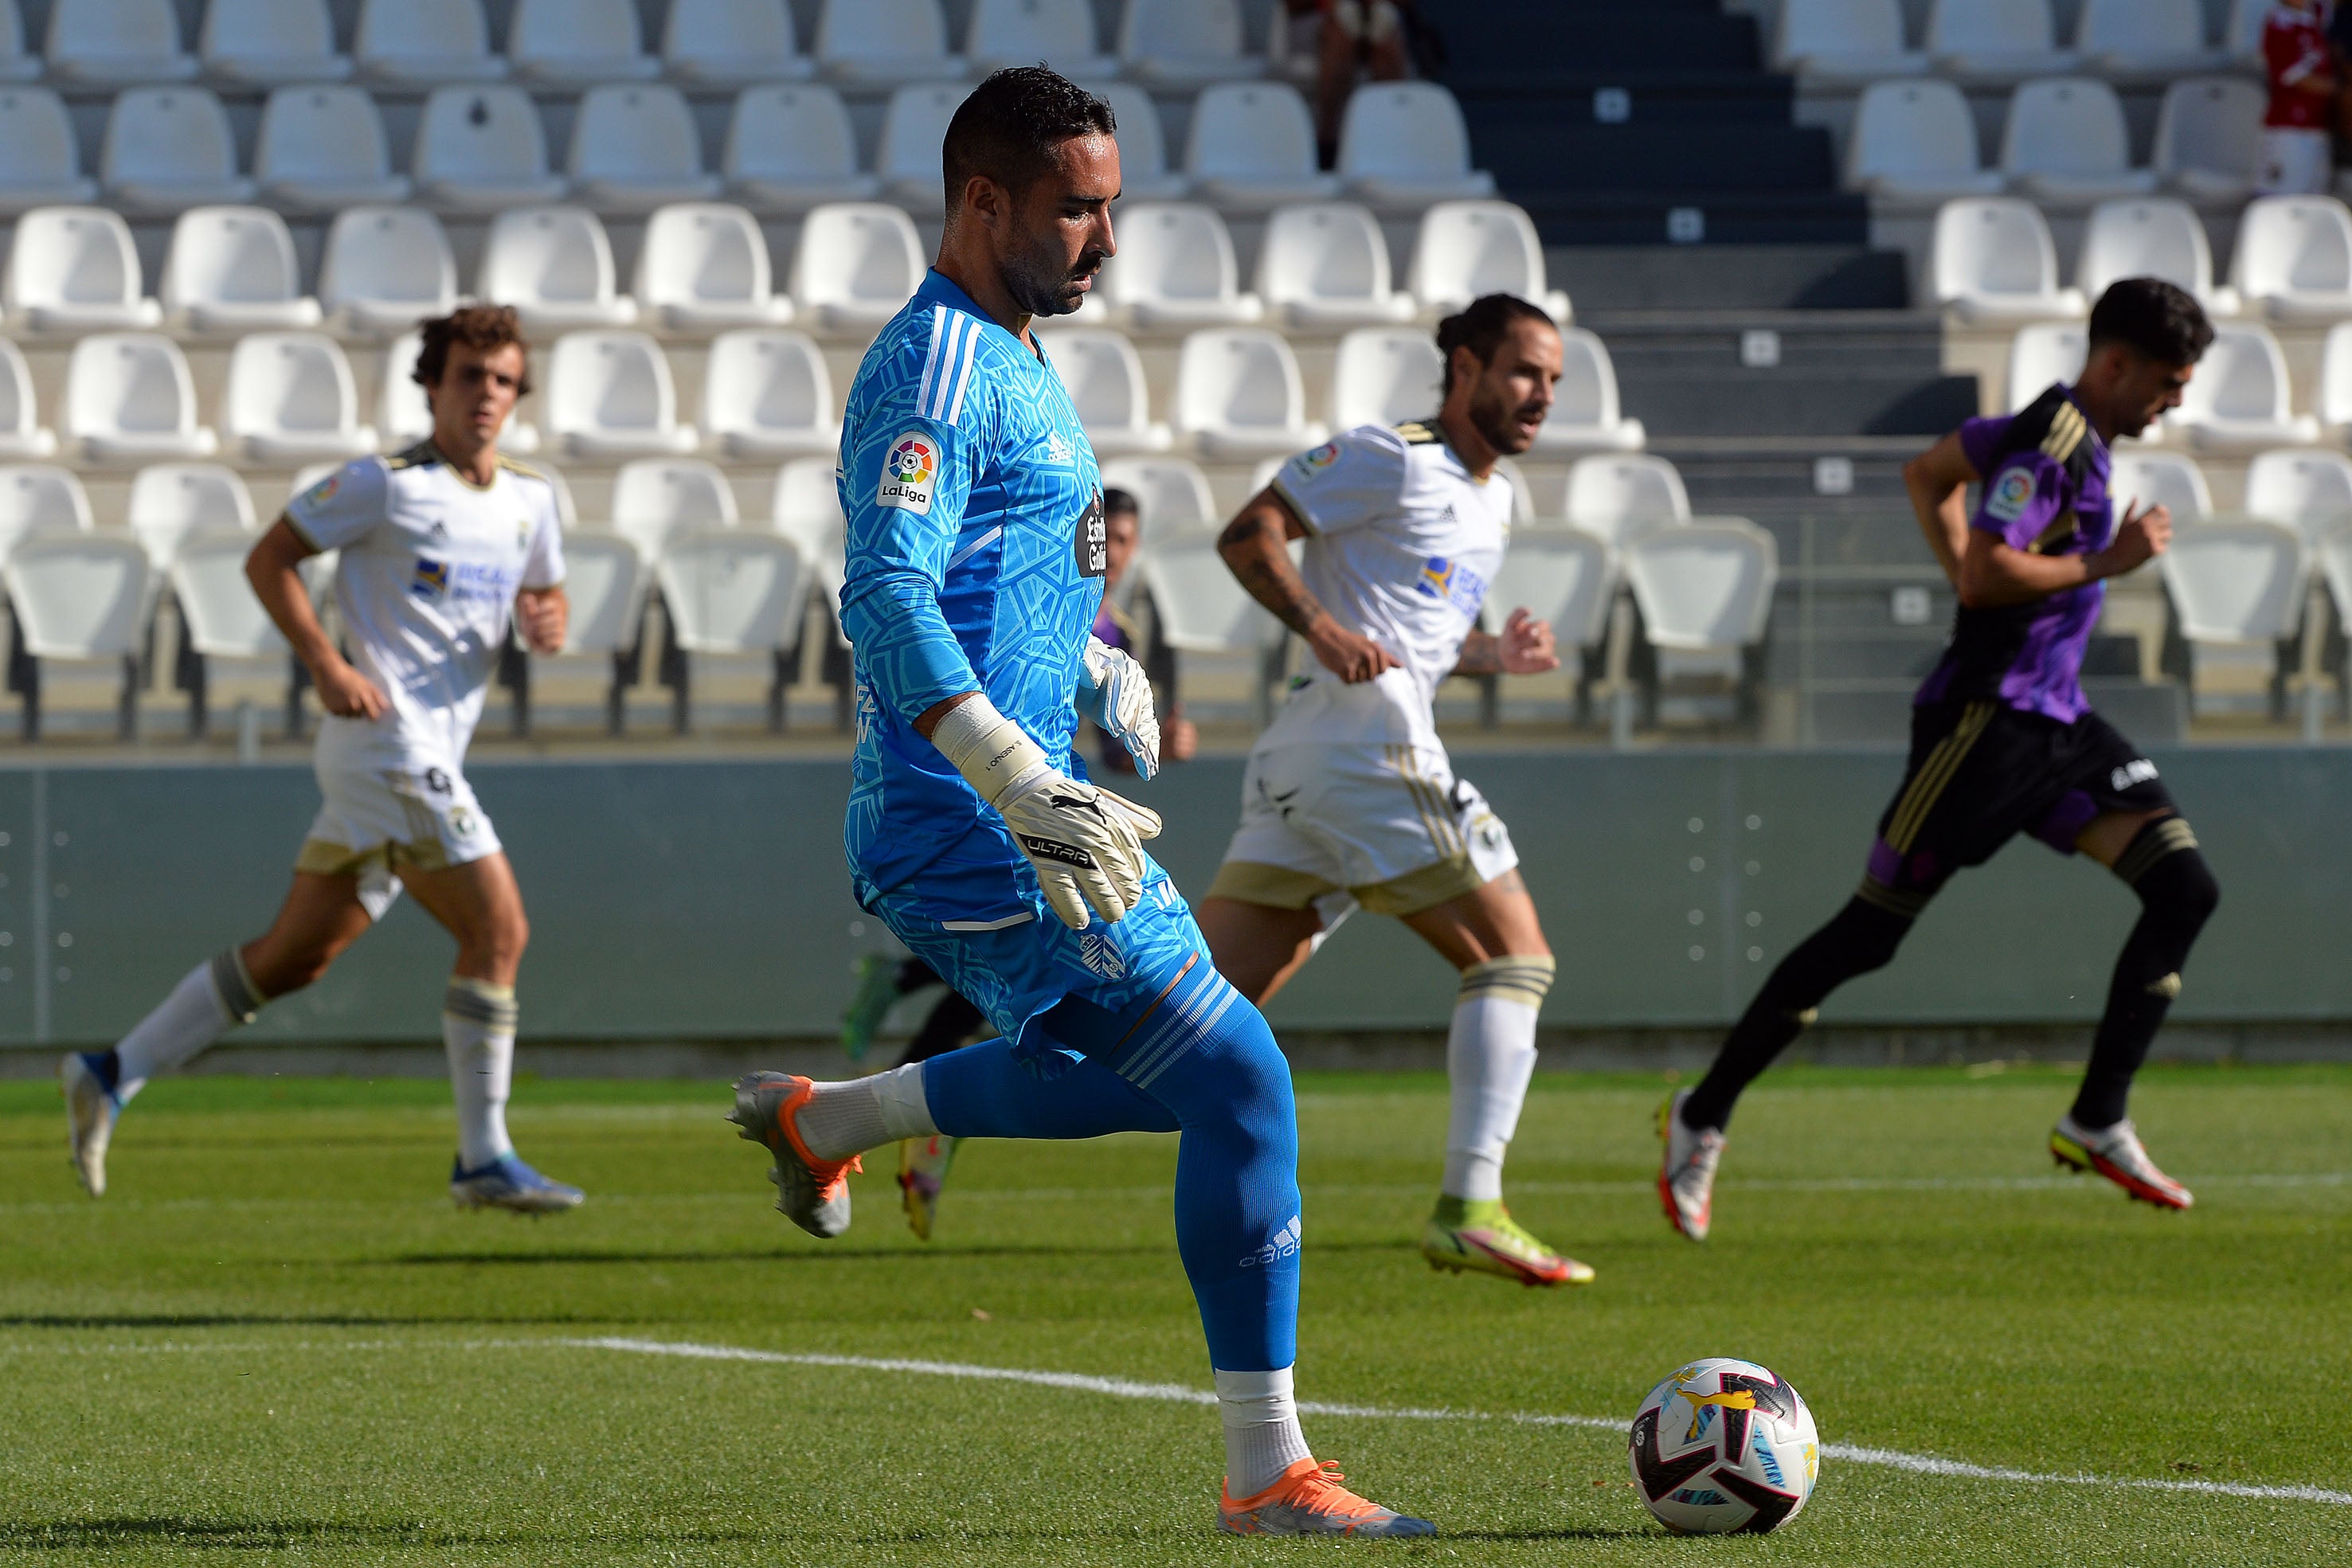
1626,1357,1819,1535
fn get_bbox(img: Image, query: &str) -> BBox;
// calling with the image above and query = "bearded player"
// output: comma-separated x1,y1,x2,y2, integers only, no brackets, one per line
1196,294,1587,1288
1660,278,2220,1240
724,68,1432,1539
61,305,581,1213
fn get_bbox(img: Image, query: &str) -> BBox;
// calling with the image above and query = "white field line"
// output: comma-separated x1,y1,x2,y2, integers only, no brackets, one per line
564,1336,2352,1509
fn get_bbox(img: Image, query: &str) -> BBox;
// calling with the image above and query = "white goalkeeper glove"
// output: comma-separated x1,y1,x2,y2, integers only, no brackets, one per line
930,693,1163,929
1074,635,1163,781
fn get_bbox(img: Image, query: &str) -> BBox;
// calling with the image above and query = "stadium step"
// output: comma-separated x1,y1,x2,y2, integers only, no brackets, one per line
1595,311,1980,440
1442,2,1763,80
1551,247,1912,313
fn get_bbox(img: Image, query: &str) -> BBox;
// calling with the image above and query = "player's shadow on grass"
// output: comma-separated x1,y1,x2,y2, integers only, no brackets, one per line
0,1519,783,1550
374,1242,1176,1266
1440,1527,1660,1543
0,1313,592,1329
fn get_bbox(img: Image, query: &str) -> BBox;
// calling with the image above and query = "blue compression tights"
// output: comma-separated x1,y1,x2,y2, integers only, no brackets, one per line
921,960,1301,1372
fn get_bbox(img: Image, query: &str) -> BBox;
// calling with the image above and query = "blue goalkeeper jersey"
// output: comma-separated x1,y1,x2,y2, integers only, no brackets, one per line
839,270,1113,928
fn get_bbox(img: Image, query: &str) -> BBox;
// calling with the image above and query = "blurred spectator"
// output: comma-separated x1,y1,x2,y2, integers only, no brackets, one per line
1091,487,1197,774
2263,0,2338,194
1285,0,1418,167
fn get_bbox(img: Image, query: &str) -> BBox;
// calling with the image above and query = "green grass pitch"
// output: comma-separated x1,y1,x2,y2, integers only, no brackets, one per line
0,1063,2346,1566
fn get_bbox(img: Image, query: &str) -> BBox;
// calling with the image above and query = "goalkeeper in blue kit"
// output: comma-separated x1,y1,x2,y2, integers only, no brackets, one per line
725,68,1433,1538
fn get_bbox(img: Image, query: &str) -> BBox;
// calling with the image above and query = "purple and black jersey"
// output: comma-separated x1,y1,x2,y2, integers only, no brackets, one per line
1916,383,2111,723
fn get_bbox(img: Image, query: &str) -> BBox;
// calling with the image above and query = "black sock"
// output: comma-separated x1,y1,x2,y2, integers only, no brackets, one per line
92,1048,123,1095
896,991,988,1068
894,958,941,997
1683,895,1915,1131
2072,831,2219,1129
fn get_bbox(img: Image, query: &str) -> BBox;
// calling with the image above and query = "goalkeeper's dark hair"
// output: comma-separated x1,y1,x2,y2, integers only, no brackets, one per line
2087,278,2213,367
1437,294,1557,394
413,304,532,397
942,67,1117,217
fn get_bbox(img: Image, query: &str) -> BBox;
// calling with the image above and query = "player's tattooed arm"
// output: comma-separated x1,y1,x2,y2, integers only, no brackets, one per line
1219,488,1398,683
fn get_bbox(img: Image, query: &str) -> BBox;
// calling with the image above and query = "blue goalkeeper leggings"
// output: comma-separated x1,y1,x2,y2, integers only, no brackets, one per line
921,956,1301,1373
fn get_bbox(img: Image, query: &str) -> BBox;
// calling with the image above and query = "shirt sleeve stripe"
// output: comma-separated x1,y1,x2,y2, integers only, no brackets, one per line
914,305,949,420
945,320,982,426
926,311,964,420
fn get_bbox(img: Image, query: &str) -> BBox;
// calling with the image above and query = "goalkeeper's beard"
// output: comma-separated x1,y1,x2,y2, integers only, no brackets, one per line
1004,244,1109,319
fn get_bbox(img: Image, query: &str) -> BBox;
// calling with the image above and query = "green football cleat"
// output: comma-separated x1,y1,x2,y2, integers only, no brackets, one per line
1421,1196,1594,1287
839,954,901,1062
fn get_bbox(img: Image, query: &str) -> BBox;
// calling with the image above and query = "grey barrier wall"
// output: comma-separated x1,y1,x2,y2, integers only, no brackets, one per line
0,745,2344,1048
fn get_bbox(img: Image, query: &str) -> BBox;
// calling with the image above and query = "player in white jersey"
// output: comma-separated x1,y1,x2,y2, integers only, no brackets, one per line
1200,295,1591,1287
61,306,582,1214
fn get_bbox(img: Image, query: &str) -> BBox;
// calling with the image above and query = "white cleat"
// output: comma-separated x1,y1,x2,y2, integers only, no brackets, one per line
61,1051,119,1198
2052,1113,2193,1210
1657,1088,1725,1242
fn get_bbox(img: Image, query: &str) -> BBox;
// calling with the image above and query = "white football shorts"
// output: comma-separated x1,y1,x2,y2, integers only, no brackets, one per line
297,737,502,917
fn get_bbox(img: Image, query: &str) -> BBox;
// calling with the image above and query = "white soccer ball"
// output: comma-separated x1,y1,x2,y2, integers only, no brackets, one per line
1626,1357,1819,1535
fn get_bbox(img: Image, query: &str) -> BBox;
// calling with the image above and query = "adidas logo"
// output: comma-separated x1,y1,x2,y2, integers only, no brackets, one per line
1239,1214,1303,1269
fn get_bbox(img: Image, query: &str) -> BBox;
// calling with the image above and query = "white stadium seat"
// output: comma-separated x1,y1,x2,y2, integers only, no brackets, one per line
2321,322,2352,441
2076,199,2235,317
412,86,568,213
2244,449,2352,537
2166,324,2320,451
355,0,506,84
878,84,972,213
2004,322,2085,413
968,0,1116,79
543,330,696,459
1773,0,1926,84
769,457,845,607
102,88,257,213
318,207,458,339
1035,328,1171,456
1254,202,1415,329
814,0,964,86
202,0,350,84
2,207,160,333
2159,522,2306,680
128,463,256,563
1120,0,1259,89
221,332,375,464
65,335,217,463
2108,450,2212,522
539,529,645,659
636,204,791,334
45,0,198,85
1625,519,1778,681
663,0,813,87
2152,77,2264,205
1998,79,2155,205
1337,83,1495,210
6,534,152,736
1844,80,2002,207
0,340,53,458
612,456,738,560
2076,0,2223,80
1925,0,2072,84
789,203,926,334
1536,328,1645,454
171,533,288,686
1140,530,1282,655
2313,519,2352,644
0,464,94,554
1497,528,1617,670
1326,327,1445,431
723,85,878,213
1172,327,1324,459
0,3,36,82
701,330,838,459
479,206,637,331
2229,197,2352,322
159,206,323,335
375,330,432,448
510,0,659,87
1929,198,2085,323
0,91,100,213
1185,83,1339,213
1566,453,1692,545
1406,201,1572,322
1098,456,1218,543
569,85,722,214
254,87,410,212
1096,204,1263,329
656,530,812,714
1083,81,1188,202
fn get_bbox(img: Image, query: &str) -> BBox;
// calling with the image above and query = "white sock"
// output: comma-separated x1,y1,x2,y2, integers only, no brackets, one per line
444,979,517,1171
1216,1367,1313,1497
112,952,264,1102
1441,957,1555,1202
796,1063,937,1161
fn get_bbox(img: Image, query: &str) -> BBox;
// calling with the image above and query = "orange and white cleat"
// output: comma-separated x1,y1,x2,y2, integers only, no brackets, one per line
2051,1113,2193,1210
729,1072,861,1238
1219,1458,1436,1539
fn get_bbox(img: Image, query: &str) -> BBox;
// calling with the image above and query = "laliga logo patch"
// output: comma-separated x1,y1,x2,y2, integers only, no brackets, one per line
1291,440,1340,478
1986,467,2037,523
1077,931,1125,981
301,471,341,509
878,432,937,515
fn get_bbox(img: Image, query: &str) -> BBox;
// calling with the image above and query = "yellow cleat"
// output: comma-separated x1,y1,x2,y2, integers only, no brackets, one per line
898,1133,959,1241
1420,1197,1595,1287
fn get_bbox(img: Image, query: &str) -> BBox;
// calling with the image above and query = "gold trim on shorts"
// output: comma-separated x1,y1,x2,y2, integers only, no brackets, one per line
1205,860,1342,910
1352,852,1489,917
294,836,452,877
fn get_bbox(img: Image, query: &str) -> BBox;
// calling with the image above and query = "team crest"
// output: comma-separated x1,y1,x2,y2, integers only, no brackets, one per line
878,432,937,515
1076,932,1125,980
410,557,448,600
